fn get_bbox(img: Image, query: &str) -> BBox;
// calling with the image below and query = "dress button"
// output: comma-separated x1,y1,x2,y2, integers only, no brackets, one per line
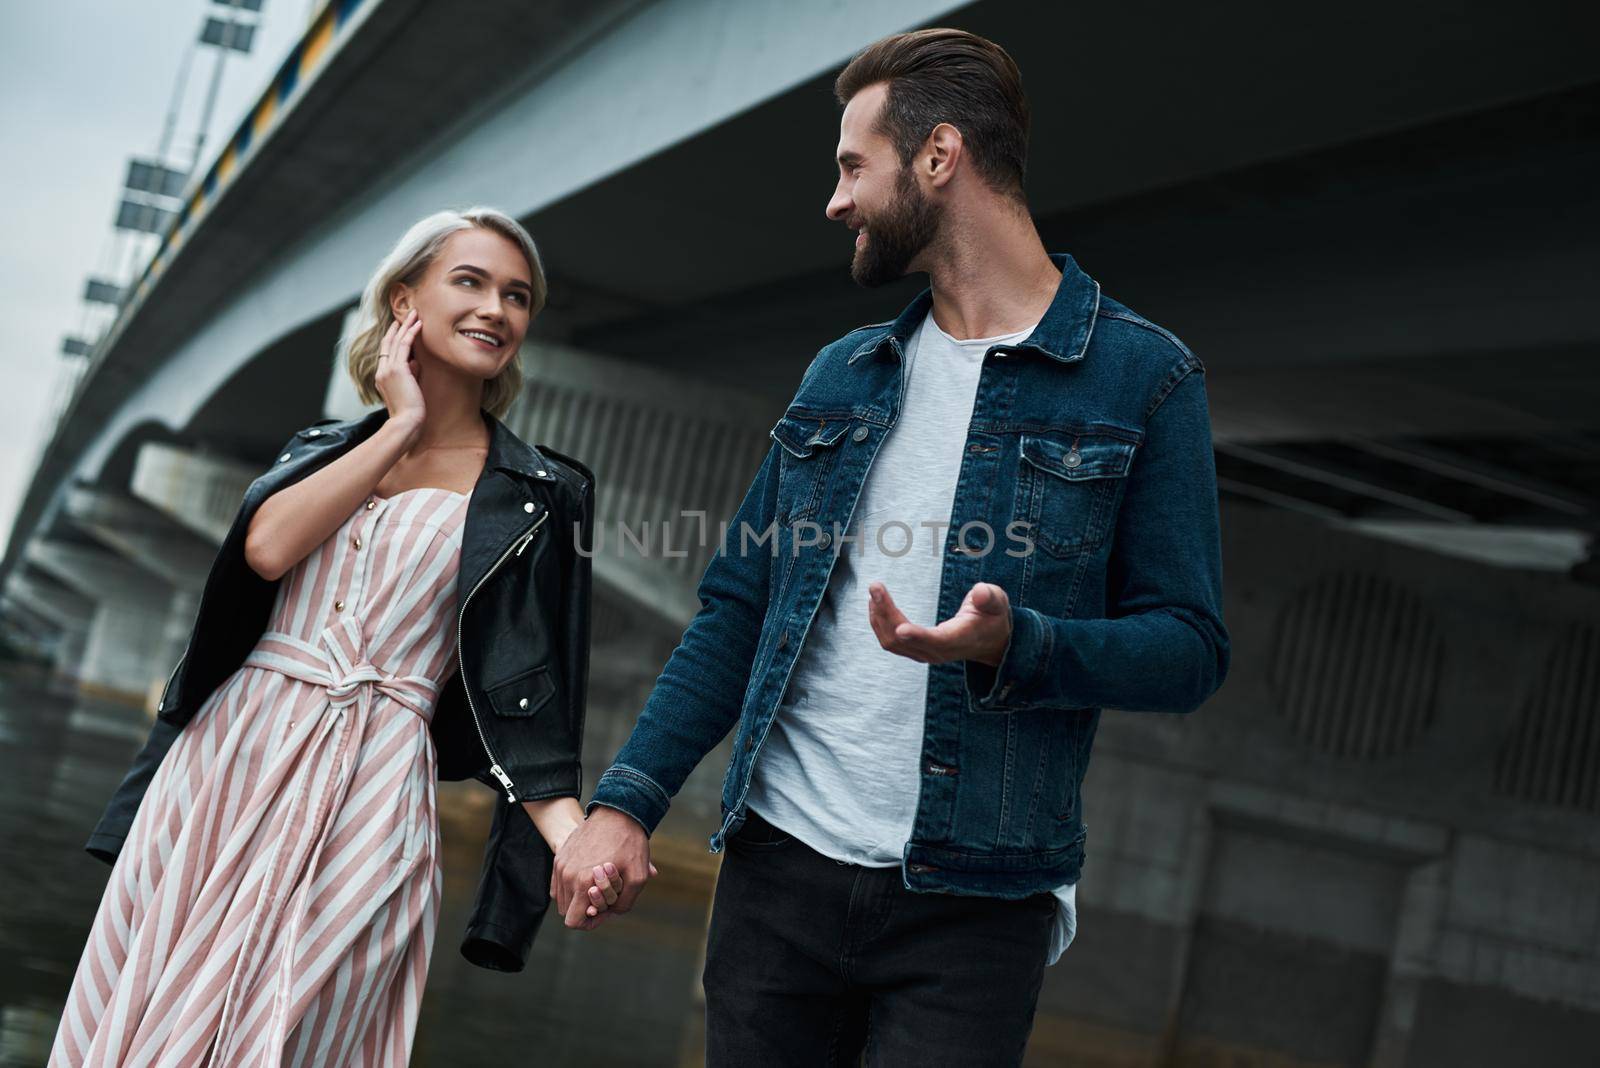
852,426,869,442
352,535,362,549
334,600,345,612
523,502,535,513
366,499,376,510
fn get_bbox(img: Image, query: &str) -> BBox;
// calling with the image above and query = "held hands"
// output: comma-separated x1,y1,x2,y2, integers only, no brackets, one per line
555,582,1013,932
867,580,1012,666
552,805,656,930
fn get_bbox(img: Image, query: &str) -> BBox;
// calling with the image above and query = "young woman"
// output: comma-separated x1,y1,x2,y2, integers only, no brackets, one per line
51,207,633,1066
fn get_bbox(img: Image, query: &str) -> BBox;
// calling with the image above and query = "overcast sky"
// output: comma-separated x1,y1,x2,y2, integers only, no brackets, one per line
0,0,317,556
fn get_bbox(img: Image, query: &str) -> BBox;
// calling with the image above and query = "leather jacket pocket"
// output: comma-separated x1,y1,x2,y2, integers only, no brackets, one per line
1014,430,1139,558
484,664,555,718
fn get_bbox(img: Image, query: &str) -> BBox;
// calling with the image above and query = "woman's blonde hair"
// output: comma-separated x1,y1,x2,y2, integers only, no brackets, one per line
340,207,547,419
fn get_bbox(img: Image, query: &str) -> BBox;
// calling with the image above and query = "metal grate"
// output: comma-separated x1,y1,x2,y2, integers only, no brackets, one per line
1267,572,1444,758
1495,622,1600,812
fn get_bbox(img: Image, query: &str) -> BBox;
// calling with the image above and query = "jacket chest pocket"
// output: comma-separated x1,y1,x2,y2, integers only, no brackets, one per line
485,664,556,717
770,413,850,523
1014,431,1139,558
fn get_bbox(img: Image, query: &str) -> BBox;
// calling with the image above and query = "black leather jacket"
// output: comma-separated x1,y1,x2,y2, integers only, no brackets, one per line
83,405,594,972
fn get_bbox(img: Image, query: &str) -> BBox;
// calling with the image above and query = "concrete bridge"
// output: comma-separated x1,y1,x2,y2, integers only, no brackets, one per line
9,0,1600,1061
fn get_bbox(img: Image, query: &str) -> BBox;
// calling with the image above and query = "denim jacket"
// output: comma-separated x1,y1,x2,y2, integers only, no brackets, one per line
589,253,1229,898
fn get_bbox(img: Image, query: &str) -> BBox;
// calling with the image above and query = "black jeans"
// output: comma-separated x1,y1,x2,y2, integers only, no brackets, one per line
703,809,1056,1066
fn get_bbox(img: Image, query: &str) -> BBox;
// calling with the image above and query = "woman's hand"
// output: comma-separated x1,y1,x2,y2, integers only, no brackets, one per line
579,860,660,929
585,864,621,918
374,309,427,426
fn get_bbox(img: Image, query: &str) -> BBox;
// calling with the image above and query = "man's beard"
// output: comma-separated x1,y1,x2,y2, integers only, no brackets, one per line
851,165,940,288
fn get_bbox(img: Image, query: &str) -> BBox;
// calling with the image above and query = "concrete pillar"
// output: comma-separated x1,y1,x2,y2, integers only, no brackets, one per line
79,600,170,704
129,441,256,546
24,540,172,705
63,485,214,590
146,587,200,714
51,624,89,694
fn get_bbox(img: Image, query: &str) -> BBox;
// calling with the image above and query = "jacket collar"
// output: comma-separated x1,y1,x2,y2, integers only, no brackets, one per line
846,252,1101,367
335,406,558,484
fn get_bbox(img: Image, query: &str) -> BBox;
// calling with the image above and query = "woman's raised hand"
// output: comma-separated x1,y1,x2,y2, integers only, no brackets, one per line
374,309,427,425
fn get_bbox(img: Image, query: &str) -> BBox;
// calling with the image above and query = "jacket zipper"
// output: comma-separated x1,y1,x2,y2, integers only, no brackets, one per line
456,510,548,801
156,646,189,713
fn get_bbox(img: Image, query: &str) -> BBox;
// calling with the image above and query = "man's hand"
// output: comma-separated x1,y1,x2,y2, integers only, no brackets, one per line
552,805,654,929
867,580,1012,665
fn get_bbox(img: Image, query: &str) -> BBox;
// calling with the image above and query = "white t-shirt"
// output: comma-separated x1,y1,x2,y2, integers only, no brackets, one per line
746,309,1078,965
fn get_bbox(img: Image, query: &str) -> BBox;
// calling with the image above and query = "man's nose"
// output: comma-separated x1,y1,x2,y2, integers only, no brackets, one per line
826,186,852,222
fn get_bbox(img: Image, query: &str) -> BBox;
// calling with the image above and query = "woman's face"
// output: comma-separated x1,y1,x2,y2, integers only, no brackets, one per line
390,227,535,383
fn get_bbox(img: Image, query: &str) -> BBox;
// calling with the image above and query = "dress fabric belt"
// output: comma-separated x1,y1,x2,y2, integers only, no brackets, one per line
244,618,440,724
202,617,440,1057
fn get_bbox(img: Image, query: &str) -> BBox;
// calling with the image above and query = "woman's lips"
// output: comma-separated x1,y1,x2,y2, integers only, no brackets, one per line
459,331,501,350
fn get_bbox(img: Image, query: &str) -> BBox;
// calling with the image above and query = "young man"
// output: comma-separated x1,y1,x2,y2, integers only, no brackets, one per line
555,28,1229,1063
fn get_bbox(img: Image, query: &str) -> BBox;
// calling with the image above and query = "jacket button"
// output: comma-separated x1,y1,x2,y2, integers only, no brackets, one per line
352,535,362,549
776,631,789,650
334,600,345,612
1064,449,1082,468
365,499,376,510
852,426,868,442
817,531,831,549
523,502,535,513
278,453,291,463
307,428,321,437
999,682,1013,699
536,469,547,477
744,735,755,752
518,697,529,709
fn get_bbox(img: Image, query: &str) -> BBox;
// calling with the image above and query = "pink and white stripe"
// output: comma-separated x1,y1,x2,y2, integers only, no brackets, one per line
52,487,471,1066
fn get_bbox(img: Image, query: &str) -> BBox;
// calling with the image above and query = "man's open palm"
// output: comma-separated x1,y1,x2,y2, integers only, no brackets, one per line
866,579,1012,666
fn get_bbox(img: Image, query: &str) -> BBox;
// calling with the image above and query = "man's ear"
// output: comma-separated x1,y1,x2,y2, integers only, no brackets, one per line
926,122,964,190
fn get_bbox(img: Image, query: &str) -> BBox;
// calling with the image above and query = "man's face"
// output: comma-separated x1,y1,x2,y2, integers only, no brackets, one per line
826,83,941,288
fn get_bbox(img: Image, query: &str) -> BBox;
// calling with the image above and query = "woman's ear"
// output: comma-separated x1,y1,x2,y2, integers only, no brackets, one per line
388,282,412,321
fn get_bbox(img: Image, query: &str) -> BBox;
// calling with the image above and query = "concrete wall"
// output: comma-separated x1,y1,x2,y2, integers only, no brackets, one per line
1024,501,1600,1066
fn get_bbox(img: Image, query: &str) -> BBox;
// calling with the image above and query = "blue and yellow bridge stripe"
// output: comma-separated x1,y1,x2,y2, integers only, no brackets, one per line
133,0,369,305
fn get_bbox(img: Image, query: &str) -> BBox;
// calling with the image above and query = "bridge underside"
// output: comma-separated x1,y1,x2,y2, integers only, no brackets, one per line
8,2,1600,1057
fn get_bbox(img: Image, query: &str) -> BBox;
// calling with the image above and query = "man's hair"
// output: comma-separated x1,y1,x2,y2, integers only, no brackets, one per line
834,28,1030,204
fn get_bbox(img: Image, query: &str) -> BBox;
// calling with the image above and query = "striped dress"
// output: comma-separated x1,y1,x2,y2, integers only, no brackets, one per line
52,487,472,1067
